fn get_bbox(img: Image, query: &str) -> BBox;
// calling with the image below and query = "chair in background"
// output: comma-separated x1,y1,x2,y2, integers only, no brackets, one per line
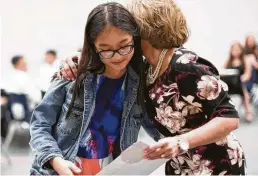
220,69,246,115
3,93,30,150
220,69,243,95
220,68,257,118
1,90,12,165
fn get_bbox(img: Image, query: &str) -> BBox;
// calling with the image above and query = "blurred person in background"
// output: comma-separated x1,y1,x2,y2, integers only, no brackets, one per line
224,42,253,122
244,35,258,90
7,55,41,113
244,35,258,58
1,89,10,138
38,50,60,98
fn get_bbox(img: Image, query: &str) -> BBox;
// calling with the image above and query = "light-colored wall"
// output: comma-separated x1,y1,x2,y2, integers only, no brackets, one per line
1,0,258,85
179,0,258,67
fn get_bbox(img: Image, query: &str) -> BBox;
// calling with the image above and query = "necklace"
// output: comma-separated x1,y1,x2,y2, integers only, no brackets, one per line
147,49,168,85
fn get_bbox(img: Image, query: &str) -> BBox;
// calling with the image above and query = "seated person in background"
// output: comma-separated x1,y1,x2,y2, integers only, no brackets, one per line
1,89,10,138
244,35,258,86
7,55,41,117
38,50,60,98
244,34,258,58
224,42,253,122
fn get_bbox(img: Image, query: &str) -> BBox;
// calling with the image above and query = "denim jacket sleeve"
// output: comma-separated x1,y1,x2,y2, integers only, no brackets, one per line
141,111,160,142
29,77,71,168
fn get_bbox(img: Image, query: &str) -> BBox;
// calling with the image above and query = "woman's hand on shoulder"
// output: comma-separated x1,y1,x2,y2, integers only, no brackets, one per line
58,52,81,81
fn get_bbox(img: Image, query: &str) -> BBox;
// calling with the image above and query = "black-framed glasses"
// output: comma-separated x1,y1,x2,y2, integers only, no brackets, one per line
96,44,134,59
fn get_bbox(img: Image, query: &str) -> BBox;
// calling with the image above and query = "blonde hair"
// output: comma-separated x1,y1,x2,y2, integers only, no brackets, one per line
127,0,189,49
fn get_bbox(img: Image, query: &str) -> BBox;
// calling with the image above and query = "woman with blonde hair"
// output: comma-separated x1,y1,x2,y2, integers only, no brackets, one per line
60,0,246,175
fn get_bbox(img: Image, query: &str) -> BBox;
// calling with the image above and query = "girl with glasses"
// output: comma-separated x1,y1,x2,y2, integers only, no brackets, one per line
29,2,158,175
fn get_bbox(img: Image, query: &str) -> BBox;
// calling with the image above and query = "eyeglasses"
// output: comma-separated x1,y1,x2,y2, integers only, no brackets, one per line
96,43,134,59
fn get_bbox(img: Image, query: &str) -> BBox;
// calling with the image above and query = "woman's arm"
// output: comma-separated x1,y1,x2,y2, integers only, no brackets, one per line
241,55,253,82
181,117,238,149
144,117,238,160
223,58,230,68
249,54,258,69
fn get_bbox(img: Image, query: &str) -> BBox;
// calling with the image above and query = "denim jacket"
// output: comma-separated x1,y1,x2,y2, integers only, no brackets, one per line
29,66,160,175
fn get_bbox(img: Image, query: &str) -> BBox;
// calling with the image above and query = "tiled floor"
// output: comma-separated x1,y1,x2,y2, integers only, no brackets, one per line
1,97,258,175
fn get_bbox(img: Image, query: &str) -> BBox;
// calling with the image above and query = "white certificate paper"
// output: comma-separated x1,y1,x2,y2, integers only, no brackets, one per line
97,141,167,175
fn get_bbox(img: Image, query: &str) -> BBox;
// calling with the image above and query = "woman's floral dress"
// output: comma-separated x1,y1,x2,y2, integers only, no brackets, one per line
145,47,246,175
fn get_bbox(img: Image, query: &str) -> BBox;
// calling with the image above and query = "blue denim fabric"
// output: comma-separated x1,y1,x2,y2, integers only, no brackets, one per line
29,66,160,175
